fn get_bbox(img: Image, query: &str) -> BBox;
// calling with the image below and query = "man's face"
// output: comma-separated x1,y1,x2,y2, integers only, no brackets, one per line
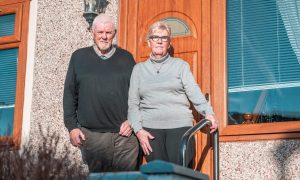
92,23,115,53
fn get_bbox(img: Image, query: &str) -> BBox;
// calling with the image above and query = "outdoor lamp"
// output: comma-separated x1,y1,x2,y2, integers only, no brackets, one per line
83,0,109,30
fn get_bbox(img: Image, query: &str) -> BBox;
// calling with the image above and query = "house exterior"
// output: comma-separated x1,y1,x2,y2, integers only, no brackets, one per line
0,0,299,179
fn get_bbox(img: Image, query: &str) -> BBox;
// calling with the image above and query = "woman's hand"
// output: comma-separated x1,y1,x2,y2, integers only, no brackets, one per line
136,129,154,155
205,115,218,133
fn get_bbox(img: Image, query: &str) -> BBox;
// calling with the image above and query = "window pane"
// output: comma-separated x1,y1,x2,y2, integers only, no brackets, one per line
227,0,300,124
0,48,18,136
228,87,300,124
160,17,191,37
0,107,14,136
0,14,15,37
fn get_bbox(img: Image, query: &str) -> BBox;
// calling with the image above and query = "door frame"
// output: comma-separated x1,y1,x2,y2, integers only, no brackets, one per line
118,0,223,178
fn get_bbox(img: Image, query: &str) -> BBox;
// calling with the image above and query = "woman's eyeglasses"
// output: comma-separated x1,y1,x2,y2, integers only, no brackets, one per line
149,36,170,42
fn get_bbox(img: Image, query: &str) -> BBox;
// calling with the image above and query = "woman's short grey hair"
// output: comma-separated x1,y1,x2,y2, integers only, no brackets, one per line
92,14,116,31
147,21,171,39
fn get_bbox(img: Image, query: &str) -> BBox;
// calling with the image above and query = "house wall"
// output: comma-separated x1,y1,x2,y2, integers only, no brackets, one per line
22,0,300,178
220,140,300,179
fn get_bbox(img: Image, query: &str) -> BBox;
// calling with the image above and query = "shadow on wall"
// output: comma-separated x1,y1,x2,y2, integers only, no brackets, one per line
273,140,300,179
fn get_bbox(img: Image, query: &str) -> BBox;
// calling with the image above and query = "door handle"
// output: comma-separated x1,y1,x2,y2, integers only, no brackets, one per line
205,93,209,102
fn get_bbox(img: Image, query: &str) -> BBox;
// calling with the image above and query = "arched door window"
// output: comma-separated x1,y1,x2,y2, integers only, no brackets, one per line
160,17,191,37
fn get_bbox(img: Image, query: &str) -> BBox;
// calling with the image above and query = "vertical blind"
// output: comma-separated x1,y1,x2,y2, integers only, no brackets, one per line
227,0,300,93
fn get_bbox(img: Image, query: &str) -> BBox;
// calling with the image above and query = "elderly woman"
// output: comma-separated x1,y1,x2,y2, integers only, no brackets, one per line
128,21,218,166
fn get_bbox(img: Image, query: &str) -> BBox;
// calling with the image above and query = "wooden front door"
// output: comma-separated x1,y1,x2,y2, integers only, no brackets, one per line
118,0,215,178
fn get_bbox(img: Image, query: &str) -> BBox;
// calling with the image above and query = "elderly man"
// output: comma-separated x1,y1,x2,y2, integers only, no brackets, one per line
63,14,138,172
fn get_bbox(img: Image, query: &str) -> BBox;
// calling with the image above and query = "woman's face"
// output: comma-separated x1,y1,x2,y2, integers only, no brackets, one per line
148,29,170,59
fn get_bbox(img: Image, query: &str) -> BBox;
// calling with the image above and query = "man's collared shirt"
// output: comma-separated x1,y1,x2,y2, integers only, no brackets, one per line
93,44,116,60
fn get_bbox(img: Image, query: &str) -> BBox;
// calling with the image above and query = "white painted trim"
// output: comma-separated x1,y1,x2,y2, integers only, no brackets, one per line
21,0,38,147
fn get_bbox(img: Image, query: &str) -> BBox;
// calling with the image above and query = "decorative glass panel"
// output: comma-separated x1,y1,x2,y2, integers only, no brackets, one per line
161,17,191,37
0,14,15,37
0,48,18,136
227,0,300,125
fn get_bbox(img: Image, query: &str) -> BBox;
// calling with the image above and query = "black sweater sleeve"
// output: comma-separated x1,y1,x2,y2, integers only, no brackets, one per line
63,52,79,132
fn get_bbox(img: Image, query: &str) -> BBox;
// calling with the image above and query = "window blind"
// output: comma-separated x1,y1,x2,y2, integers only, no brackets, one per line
0,48,18,106
0,14,15,37
227,0,300,93
0,48,18,136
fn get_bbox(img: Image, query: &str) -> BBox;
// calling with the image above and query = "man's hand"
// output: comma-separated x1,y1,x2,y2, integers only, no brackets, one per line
69,128,86,147
136,129,154,155
119,120,133,137
205,114,218,133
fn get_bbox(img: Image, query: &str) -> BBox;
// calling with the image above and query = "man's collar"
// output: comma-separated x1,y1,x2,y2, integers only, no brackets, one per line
93,44,116,60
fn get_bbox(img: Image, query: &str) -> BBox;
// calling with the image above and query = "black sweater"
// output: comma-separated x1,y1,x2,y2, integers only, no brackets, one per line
63,46,135,132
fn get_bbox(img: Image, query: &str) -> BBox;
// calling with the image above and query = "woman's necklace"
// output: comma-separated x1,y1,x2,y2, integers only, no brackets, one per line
151,61,167,74
150,54,169,74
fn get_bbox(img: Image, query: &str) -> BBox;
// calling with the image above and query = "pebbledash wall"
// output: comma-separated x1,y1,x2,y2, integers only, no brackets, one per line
23,0,300,179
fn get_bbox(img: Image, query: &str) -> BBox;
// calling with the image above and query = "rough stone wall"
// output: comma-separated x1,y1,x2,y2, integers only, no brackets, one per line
220,140,300,179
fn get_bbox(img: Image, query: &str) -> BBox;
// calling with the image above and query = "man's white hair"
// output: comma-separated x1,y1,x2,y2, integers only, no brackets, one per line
92,14,116,30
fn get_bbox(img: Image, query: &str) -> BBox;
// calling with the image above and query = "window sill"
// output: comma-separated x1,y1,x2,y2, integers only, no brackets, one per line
219,121,300,142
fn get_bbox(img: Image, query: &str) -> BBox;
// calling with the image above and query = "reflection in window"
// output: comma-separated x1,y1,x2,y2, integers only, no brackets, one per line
0,106,14,136
161,17,191,37
227,0,300,125
228,87,300,125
